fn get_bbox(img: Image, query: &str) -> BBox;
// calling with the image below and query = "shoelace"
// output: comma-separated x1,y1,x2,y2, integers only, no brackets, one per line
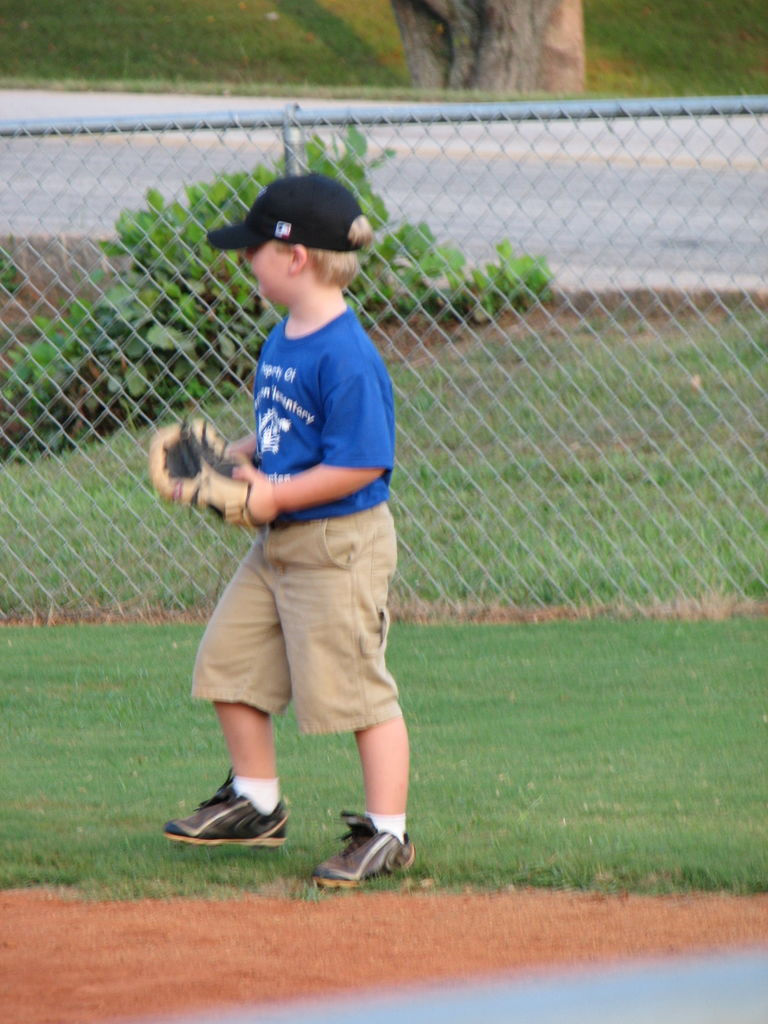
194,770,235,810
338,819,376,855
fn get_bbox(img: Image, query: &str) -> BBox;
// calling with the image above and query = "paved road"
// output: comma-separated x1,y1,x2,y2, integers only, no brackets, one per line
2,90,767,296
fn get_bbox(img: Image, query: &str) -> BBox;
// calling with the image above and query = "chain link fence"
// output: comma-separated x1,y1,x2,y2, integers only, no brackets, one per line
1,96,766,622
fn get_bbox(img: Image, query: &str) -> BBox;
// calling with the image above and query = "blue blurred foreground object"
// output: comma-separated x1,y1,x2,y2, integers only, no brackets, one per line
130,949,768,1024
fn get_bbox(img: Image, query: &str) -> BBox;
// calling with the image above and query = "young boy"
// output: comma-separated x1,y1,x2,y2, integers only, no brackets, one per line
163,173,413,887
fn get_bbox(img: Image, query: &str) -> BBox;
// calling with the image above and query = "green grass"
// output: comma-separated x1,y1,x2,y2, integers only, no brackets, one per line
1,0,410,91
584,0,768,97
1,618,765,898
388,311,768,610
1,0,766,97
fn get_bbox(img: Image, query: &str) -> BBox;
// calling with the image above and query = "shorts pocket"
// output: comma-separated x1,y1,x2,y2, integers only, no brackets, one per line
267,519,353,570
360,605,390,657
320,517,358,569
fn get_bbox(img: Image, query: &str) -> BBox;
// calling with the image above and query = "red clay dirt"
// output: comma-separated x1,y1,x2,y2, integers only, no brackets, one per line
2,887,767,1024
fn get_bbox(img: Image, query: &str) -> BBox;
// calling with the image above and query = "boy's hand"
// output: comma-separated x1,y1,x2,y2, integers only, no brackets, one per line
233,465,279,524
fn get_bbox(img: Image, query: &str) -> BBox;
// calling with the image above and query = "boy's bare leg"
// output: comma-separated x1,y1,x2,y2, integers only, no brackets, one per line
163,701,286,845
215,701,277,778
312,716,412,885
355,715,410,815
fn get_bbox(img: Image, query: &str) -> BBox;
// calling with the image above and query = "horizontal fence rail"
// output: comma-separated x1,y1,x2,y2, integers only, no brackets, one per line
0,96,766,622
3,95,766,135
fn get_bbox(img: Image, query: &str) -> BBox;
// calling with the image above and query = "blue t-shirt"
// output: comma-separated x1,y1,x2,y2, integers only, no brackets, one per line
253,307,395,521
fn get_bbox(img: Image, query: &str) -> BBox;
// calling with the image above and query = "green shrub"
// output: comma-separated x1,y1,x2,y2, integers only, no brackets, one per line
0,127,551,459
0,245,20,295
1,170,276,456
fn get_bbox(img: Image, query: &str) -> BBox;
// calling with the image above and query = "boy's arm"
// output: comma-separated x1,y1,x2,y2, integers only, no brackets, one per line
234,463,384,523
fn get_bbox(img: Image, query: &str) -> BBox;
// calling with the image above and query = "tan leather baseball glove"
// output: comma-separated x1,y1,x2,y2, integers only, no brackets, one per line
148,419,261,528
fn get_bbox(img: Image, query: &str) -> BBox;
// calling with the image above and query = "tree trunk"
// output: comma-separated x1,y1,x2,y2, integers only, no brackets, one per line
390,0,585,93
540,0,586,93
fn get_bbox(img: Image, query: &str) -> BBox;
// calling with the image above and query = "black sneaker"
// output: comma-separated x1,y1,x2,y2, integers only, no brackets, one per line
312,812,415,888
163,772,288,847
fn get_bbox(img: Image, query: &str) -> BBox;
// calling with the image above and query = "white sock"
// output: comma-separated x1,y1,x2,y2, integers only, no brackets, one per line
232,776,280,815
367,811,406,844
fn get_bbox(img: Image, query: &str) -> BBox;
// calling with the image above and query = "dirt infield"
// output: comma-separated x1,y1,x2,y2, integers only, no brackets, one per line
3,888,767,1024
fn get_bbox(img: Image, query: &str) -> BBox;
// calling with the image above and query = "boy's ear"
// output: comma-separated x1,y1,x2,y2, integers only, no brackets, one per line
288,244,310,274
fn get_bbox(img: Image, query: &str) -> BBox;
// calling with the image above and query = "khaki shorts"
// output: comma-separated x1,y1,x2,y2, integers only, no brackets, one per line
192,502,402,735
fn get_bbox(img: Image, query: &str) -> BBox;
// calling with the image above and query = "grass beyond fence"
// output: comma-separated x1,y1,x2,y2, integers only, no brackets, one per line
1,309,764,619
1,618,766,899
390,310,767,610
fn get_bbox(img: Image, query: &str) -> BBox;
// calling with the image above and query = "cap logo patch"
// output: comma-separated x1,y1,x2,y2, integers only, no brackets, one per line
274,221,292,239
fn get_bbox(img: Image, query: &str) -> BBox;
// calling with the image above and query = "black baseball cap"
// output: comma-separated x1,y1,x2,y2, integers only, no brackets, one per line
207,173,364,252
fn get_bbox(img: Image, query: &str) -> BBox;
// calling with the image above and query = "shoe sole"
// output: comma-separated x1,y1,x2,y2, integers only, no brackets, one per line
164,832,287,847
164,812,289,847
312,876,357,889
312,843,416,888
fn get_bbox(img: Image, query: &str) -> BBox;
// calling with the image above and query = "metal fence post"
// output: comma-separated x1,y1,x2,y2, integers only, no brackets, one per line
282,103,305,176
